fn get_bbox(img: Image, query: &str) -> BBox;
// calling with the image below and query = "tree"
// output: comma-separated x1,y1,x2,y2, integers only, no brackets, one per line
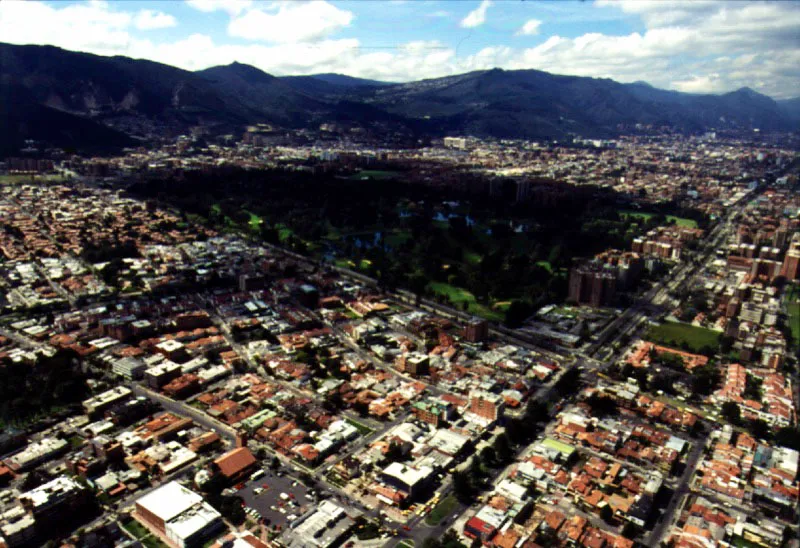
452,471,472,502
219,495,246,525
720,401,741,425
480,446,497,467
691,364,720,397
774,426,800,450
270,456,281,470
554,367,581,397
384,441,407,464
525,401,549,423
494,433,513,463
719,335,735,354
747,418,770,441
585,394,617,418
650,372,676,395
504,300,532,328
599,503,614,523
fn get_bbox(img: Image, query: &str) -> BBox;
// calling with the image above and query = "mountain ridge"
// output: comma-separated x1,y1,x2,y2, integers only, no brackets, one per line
0,42,795,155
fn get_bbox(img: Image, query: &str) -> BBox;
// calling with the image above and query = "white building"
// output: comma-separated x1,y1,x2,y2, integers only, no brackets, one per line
82,386,132,415
135,481,224,548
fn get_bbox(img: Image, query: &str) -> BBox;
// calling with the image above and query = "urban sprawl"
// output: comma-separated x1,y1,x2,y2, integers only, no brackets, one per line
0,130,798,548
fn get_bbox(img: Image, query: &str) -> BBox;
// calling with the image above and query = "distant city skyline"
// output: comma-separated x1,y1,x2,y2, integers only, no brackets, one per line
0,0,798,99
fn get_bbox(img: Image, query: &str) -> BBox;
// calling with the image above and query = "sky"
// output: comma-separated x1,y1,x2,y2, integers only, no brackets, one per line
0,0,798,99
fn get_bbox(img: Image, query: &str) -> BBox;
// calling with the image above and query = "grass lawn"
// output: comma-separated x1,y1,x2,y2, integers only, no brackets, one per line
425,494,459,526
619,210,698,228
121,519,150,540
645,321,720,352
325,471,346,487
787,301,800,345
67,434,84,449
426,281,504,321
141,536,169,548
345,418,374,436
731,536,766,548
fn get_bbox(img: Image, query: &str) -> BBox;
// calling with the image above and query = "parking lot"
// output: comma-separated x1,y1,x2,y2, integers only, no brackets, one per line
238,468,316,531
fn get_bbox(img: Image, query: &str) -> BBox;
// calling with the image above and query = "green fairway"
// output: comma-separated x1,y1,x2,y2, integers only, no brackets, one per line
646,321,720,352
619,210,698,228
425,494,459,526
427,282,504,321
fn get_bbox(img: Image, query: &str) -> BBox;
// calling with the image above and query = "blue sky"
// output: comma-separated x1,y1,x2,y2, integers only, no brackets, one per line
0,0,798,98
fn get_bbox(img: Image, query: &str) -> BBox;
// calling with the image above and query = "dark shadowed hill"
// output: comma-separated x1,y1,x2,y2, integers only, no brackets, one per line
0,83,135,156
0,42,795,154
778,97,800,122
356,69,793,139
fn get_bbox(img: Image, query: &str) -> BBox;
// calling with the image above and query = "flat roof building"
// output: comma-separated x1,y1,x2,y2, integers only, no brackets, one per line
135,481,224,548
281,500,355,548
83,386,132,416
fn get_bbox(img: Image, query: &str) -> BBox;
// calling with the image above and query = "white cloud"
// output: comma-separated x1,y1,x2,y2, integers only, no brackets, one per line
460,0,491,29
427,10,451,18
228,1,353,43
0,0,132,56
134,10,177,30
0,0,798,99
517,19,541,36
185,0,252,16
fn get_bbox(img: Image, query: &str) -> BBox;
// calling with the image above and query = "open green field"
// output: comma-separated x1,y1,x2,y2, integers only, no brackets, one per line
425,494,459,526
0,173,69,184
619,210,698,228
645,321,720,352
427,281,504,321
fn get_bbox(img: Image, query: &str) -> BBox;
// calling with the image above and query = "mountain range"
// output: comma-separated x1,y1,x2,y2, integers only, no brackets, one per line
0,42,797,155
